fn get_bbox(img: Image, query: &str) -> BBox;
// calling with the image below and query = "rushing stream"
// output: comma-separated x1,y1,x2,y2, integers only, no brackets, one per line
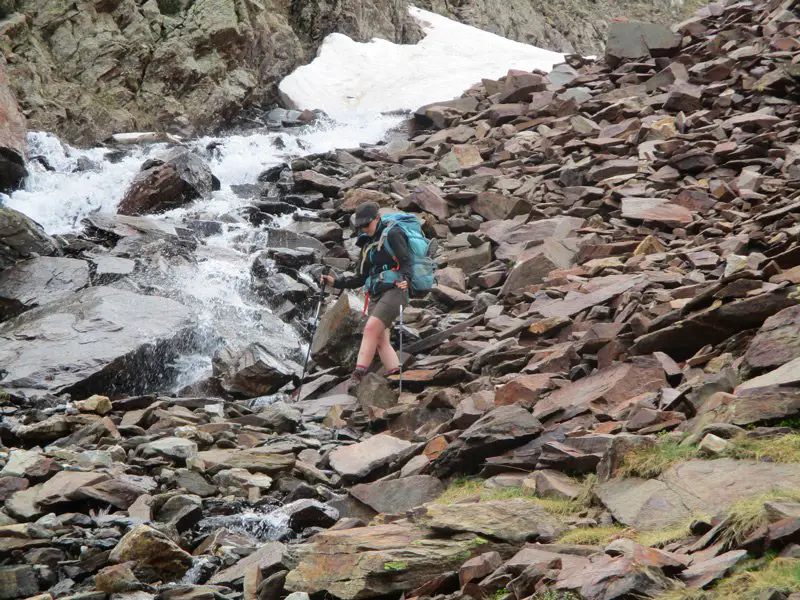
4,115,405,389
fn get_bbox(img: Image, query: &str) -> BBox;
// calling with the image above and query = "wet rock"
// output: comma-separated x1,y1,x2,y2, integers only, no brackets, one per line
281,499,339,530
0,63,27,193
0,208,58,271
118,151,215,216
0,257,90,321
209,541,286,586
213,343,298,399
349,475,444,514
0,287,196,398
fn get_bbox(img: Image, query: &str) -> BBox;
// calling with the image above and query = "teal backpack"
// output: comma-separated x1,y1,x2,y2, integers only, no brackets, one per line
363,213,437,295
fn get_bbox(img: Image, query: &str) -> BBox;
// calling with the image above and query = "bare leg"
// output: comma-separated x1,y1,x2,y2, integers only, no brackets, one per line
377,327,400,372
355,316,385,370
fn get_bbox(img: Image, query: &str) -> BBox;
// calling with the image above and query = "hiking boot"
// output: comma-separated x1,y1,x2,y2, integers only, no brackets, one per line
346,366,368,394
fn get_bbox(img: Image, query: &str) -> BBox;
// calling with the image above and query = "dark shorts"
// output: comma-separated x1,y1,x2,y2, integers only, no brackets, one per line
367,287,407,328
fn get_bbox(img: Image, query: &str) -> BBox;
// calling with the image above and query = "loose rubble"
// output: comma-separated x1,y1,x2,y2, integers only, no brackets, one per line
3,1,800,600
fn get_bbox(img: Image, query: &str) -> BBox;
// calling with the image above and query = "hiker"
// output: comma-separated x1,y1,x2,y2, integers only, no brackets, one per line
321,202,413,386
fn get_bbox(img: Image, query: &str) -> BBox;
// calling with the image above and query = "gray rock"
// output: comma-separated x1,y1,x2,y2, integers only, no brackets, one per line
349,475,444,514
310,293,366,369
258,401,303,433
0,565,38,600
597,459,800,530
281,499,339,530
213,343,298,399
0,208,57,271
0,257,90,320
139,437,199,463
0,286,196,398
329,434,414,482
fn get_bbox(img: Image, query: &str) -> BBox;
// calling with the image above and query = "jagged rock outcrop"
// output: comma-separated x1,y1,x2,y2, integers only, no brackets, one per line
0,57,27,192
415,0,696,55
1,0,422,145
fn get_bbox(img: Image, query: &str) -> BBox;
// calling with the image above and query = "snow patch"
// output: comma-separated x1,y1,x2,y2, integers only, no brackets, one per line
279,6,565,120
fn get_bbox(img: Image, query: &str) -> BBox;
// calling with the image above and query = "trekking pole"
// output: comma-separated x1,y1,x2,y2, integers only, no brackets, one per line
398,289,406,395
296,269,329,402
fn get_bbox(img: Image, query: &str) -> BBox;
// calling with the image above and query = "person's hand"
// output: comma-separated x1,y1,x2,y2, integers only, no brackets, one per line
396,280,409,290
321,274,335,286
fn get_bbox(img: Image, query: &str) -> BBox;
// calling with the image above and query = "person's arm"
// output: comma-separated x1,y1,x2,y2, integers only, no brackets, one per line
387,227,413,285
333,273,366,289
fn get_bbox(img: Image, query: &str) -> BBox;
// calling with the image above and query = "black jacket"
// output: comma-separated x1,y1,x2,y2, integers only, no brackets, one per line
333,221,413,296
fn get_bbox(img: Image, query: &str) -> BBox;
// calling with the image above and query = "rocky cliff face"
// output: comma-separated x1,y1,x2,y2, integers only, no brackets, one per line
0,0,421,146
415,0,697,55
1,0,695,146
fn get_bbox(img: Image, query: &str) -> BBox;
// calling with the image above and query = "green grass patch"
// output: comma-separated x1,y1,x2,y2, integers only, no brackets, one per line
531,591,581,600
558,526,627,546
433,475,594,518
658,555,800,600
724,434,800,463
618,440,700,479
383,561,409,573
634,520,694,548
718,490,800,547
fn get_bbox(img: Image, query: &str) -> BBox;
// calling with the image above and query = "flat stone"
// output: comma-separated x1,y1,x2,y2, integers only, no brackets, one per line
597,460,800,530
621,197,693,228
418,499,564,544
533,358,666,422
349,475,445,514
743,305,800,373
0,257,90,320
285,522,501,600
329,434,414,482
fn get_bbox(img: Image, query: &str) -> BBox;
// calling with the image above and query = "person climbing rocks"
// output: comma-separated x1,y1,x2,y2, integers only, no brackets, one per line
321,201,412,387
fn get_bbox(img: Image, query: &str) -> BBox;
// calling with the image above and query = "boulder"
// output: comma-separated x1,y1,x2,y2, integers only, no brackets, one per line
605,21,681,64
117,151,215,216
532,358,666,422
442,243,493,276
210,541,286,585
743,305,800,373
0,62,27,193
310,293,366,369
418,499,564,544
109,524,193,581
428,405,543,477
472,192,530,222
500,239,575,297
0,257,90,321
213,343,298,399
285,522,498,600
0,287,196,398
0,208,58,271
